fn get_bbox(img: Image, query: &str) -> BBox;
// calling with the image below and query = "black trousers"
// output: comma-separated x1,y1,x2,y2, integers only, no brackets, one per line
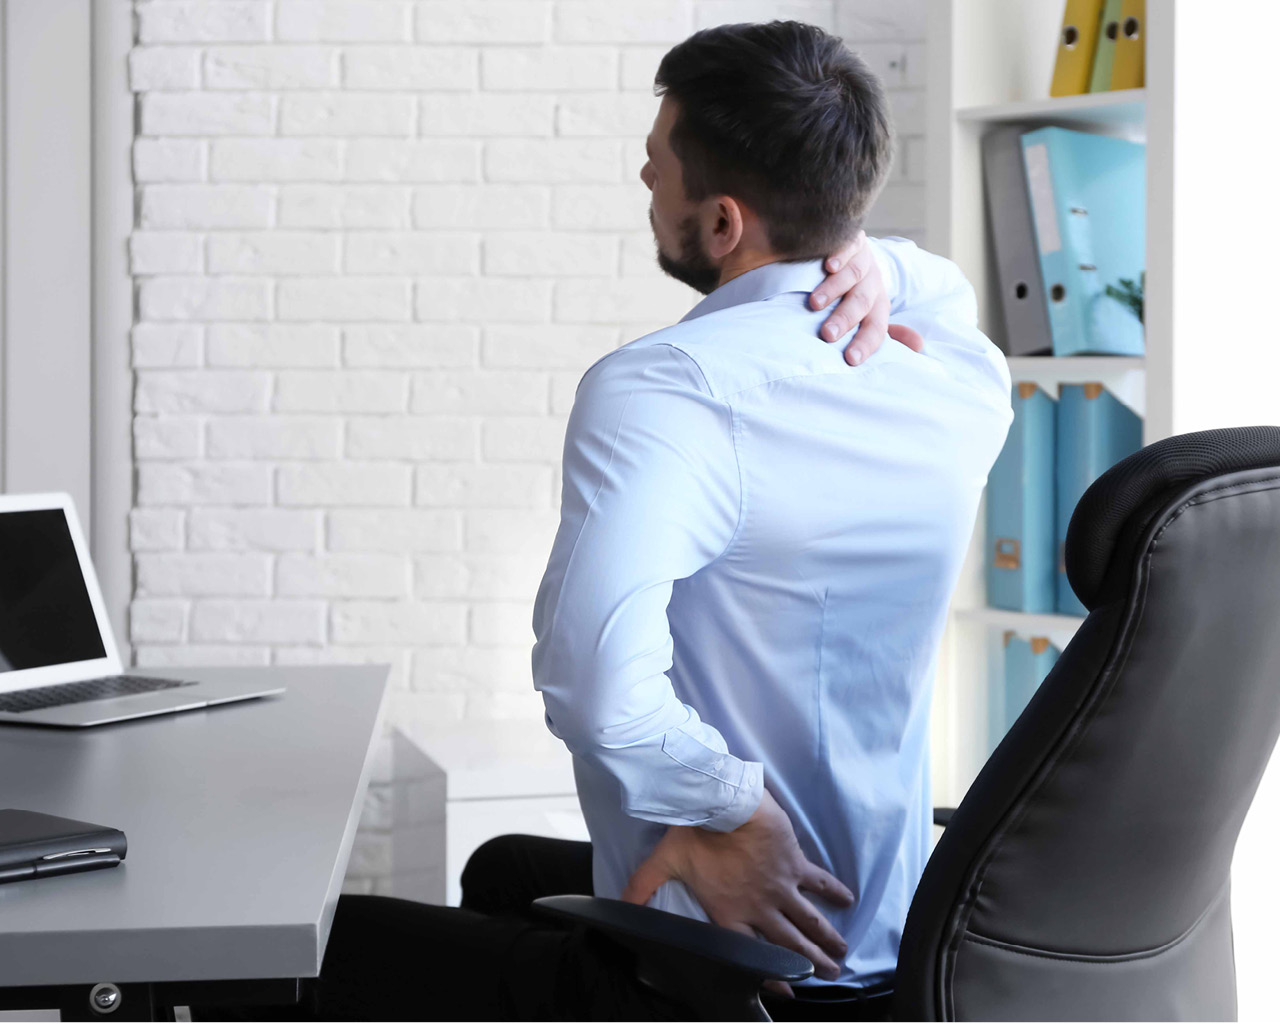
202,835,892,1021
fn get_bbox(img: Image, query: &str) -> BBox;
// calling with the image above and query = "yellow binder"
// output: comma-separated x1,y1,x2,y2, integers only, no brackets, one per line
1050,0,1105,97
1110,0,1145,90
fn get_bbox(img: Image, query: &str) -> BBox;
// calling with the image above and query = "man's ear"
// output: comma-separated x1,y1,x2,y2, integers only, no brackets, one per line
703,195,745,260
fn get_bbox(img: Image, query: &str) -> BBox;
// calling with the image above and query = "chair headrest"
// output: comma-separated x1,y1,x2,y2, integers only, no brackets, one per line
1065,426,1280,610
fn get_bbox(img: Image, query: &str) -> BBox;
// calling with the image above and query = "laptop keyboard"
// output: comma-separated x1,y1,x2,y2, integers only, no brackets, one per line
0,675,196,714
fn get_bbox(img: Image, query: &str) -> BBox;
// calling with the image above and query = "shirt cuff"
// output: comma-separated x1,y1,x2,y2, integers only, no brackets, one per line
701,760,765,833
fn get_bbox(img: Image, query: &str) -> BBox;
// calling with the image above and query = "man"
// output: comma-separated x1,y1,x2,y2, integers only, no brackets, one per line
524,16,1010,1013
233,20,1010,1023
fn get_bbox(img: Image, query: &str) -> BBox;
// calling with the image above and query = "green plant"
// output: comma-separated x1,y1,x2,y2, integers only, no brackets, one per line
1105,271,1145,324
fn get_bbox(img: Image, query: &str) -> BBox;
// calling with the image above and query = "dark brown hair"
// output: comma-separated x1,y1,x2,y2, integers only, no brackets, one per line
655,20,894,258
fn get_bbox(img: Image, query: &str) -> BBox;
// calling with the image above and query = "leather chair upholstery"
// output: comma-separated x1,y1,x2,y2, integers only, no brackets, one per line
894,425,1280,1020
539,426,1280,1021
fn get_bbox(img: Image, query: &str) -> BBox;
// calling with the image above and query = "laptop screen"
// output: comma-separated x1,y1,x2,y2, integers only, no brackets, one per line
0,509,106,672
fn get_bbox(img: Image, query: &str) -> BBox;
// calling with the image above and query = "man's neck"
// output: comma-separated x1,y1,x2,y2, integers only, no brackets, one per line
716,248,786,289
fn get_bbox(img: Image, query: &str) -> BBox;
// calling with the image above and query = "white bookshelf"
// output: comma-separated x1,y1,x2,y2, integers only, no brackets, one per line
926,4,1280,1016
953,606,1085,635
956,88,1146,128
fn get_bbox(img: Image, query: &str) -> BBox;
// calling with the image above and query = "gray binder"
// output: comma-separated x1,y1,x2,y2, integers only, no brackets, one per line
982,127,1053,356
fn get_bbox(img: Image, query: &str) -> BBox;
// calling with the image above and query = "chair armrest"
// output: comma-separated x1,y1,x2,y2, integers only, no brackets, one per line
533,894,812,1021
934,807,956,828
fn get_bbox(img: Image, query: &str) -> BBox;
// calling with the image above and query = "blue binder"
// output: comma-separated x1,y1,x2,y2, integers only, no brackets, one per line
990,633,1062,752
1020,126,1145,357
1056,383,1143,614
986,383,1056,613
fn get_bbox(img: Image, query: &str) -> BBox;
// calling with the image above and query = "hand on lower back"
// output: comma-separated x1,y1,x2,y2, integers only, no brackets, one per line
621,788,855,981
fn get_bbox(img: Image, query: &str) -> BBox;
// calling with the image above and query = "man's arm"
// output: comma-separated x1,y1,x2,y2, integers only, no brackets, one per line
534,342,854,977
532,342,761,831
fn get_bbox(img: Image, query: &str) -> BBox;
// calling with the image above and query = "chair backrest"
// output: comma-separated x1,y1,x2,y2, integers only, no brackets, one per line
893,426,1280,1021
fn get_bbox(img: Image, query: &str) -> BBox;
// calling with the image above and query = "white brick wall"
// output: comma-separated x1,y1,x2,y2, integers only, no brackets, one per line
128,0,927,895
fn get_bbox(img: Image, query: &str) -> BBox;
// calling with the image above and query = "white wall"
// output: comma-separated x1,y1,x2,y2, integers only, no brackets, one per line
126,0,927,892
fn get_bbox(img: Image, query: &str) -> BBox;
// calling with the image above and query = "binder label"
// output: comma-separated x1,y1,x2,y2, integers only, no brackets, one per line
1024,143,1062,255
994,537,1021,570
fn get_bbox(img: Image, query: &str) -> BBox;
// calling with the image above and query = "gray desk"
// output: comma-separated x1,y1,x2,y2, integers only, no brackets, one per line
0,665,388,1019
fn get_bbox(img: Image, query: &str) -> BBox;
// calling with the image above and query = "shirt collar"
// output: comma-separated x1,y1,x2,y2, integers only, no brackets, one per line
679,259,826,323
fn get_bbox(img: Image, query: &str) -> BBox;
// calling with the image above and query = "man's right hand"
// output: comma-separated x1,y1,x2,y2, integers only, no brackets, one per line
621,788,855,982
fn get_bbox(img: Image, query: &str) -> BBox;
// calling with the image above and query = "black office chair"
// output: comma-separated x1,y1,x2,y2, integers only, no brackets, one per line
536,425,1280,1021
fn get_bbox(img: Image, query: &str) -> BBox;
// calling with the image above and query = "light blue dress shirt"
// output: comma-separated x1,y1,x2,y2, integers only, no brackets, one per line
532,238,1013,986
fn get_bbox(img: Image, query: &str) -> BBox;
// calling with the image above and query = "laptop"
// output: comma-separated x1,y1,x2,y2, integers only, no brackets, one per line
0,493,283,727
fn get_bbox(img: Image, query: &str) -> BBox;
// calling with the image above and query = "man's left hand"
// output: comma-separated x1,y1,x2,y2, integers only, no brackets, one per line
810,230,926,366
621,789,855,982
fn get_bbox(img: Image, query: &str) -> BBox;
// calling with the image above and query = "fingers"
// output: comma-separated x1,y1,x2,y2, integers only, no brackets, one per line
781,891,849,964
718,919,760,940
757,910,844,981
824,229,866,275
799,864,856,908
810,262,859,312
841,294,889,367
621,849,673,907
811,230,868,311
887,322,926,353
819,292,865,343
823,282,886,363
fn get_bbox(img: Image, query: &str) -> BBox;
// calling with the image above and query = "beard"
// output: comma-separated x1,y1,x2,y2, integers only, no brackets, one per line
652,209,720,295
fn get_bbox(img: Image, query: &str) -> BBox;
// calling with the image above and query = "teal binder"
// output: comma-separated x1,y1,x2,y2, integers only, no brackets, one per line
1056,384,1143,614
1020,127,1145,356
990,634,1062,752
986,383,1056,613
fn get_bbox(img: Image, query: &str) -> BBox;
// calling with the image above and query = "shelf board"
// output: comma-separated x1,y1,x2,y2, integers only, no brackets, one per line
1005,355,1145,379
956,89,1145,129
1001,355,1146,414
953,606,1086,635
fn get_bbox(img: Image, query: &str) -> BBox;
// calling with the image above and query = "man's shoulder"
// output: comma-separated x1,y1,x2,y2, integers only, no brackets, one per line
564,331,736,450
577,324,720,401
586,301,830,403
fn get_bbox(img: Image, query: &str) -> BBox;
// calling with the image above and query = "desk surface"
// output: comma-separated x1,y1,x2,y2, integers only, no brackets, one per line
0,665,388,988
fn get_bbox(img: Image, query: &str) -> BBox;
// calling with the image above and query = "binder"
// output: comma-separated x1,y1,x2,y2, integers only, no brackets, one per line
991,634,1061,751
1050,0,1105,97
1089,0,1124,93
1020,127,1145,357
986,383,1057,613
982,128,1054,355
1110,0,1145,90
1055,383,1143,615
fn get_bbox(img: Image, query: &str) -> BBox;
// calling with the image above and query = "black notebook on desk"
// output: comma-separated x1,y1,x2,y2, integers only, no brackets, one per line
0,809,127,884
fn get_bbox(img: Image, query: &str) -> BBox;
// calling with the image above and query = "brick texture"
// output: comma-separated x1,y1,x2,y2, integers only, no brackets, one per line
127,0,926,894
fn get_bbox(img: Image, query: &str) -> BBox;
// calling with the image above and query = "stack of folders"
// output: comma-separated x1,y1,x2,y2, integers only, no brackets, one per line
986,382,1142,615
989,633,1062,754
1050,0,1145,97
983,125,1145,357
